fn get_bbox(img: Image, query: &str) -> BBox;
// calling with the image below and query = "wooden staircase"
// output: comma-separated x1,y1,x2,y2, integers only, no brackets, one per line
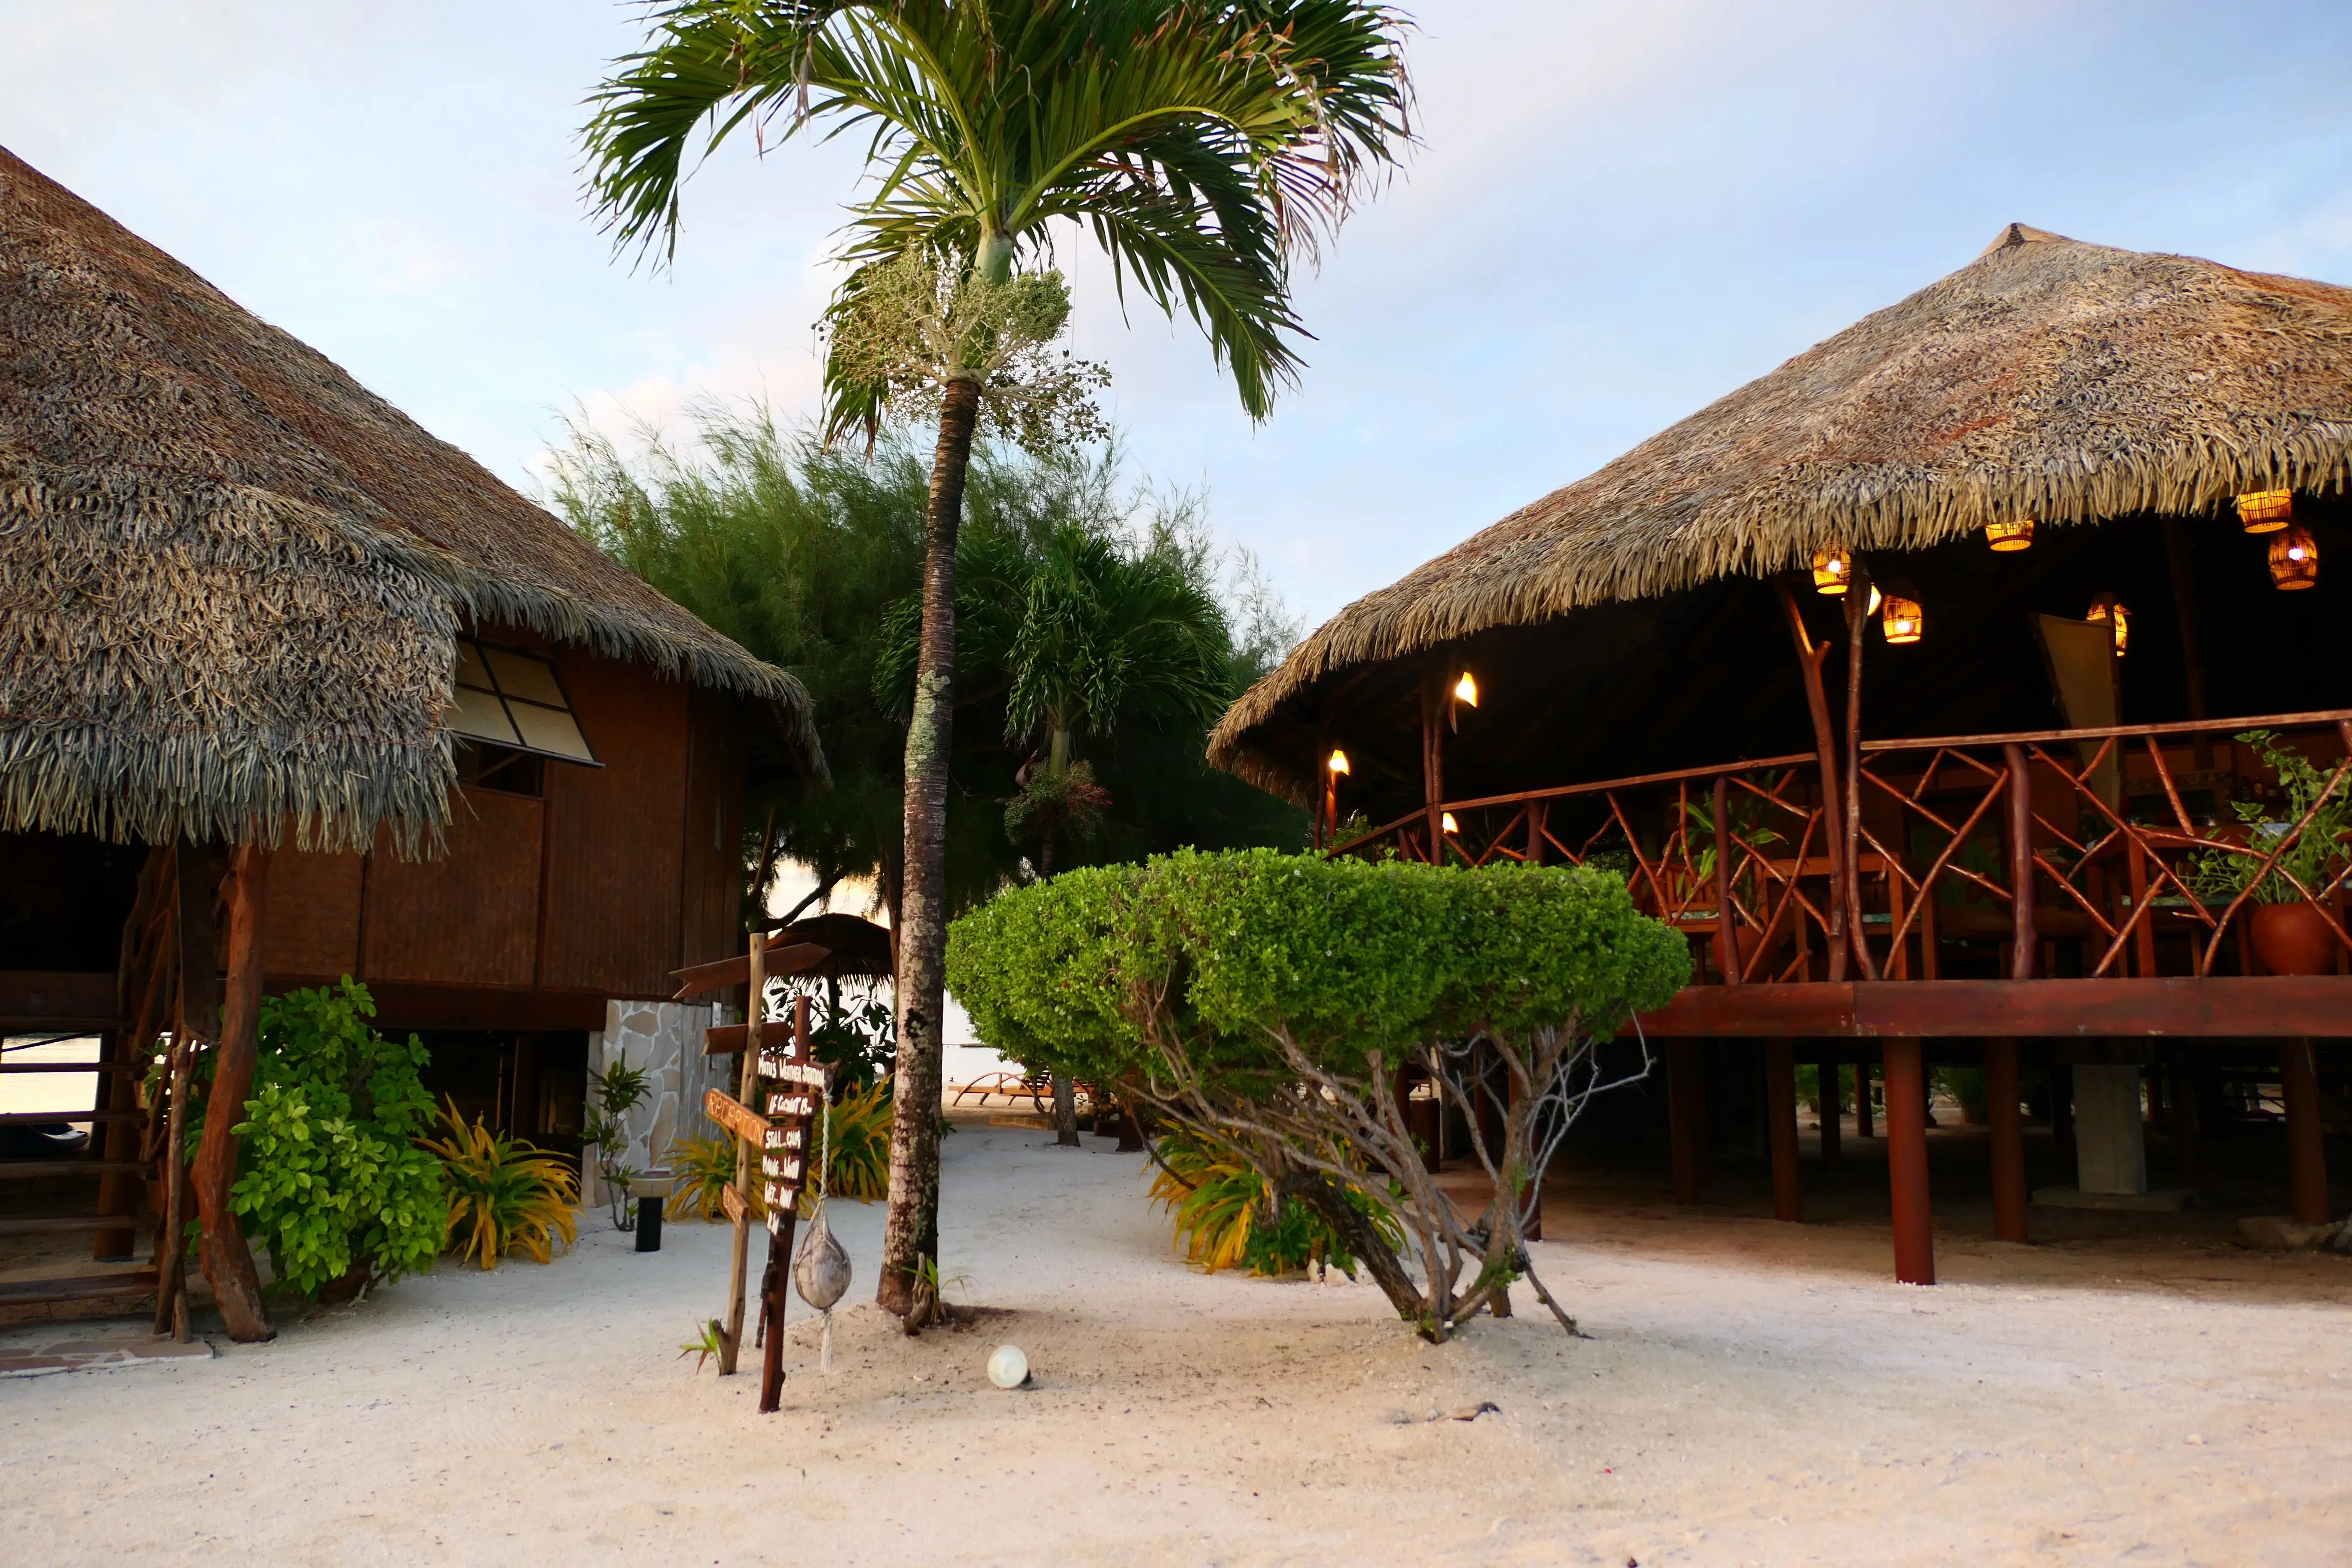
0,1046,162,1315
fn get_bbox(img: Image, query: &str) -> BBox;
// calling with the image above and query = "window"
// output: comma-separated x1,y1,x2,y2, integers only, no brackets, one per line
454,740,545,798
443,637,597,766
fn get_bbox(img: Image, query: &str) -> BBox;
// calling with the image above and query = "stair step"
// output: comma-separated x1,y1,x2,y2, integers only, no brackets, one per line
0,1214,151,1236
0,1109,147,1127
0,1160,151,1179
0,1271,159,1306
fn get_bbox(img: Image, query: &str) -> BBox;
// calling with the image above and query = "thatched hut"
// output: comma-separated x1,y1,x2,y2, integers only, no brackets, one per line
1212,224,2351,1281
0,147,823,1331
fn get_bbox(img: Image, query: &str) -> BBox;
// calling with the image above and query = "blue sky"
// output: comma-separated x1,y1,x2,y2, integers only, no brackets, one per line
7,1,2352,629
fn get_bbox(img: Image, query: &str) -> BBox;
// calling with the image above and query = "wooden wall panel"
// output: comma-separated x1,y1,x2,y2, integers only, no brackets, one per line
678,688,748,973
263,848,364,980
540,649,688,996
363,790,543,987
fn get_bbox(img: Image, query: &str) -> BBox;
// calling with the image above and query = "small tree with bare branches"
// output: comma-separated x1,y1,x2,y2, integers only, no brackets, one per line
947,850,1687,1341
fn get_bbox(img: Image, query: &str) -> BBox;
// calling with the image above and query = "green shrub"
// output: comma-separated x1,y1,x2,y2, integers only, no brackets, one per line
223,980,446,1300
423,1099,580,1268
947,849,1687,1339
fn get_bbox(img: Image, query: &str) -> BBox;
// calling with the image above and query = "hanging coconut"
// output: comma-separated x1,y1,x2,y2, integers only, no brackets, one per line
794,1210,851,1312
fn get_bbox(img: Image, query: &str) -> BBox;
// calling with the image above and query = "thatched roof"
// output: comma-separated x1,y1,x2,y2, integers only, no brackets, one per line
0,146,823,854
1210,224,2352,797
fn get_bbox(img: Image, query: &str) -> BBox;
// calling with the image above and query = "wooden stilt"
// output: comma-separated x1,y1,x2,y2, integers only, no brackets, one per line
2280,1037,2331,1224
1667,1040,1707,1204
192,845,275,1342
1986,1038,2027,1243
1883,1036,1935,1285
1766,1040,1801,1222
1816,1057,1842,1165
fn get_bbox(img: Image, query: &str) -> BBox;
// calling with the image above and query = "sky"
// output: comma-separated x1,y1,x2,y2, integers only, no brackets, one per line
7,2,2352,631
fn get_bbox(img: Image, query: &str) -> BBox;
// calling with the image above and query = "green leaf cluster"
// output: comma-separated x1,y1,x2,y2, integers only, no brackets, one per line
225,981,446,1299
946,848,1690,1106
2189,730,2352,906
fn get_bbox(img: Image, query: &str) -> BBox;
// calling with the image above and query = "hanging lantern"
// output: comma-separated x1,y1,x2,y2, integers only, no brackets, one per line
2269,525,2320,590
2237,490,2294,533
1866,584,1883,617
1880,594,1923,644
1811,545,1852,594
1440,812,1459,834
2086,594,2130,656
1984,518,2036,552
1326,748,1351,775
1453,671,1479,707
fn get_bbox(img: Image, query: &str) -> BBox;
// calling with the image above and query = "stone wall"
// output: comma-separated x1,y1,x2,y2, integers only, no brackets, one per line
581,998,729,1213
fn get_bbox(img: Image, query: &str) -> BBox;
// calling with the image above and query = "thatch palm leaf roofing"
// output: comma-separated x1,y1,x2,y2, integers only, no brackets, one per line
1209,224,2352,796
0,147,823,853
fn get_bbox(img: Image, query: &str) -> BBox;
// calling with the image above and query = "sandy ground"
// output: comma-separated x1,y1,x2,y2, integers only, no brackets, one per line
6,1117,2352,1568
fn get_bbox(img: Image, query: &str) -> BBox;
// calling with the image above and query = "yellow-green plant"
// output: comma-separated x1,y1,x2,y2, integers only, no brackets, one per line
422,1098,580,1268
665,1134,739,1221
1147,1133,1262,1274
814,1082,892,1207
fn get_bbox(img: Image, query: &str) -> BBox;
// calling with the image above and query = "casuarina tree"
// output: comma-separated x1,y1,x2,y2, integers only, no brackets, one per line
583,0,1414,1320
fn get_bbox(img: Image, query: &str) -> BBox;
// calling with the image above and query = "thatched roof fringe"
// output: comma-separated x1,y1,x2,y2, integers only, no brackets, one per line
1207,227,2352,799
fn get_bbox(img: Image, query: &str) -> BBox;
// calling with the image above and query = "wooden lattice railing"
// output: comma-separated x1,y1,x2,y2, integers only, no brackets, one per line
1332,710,2352,984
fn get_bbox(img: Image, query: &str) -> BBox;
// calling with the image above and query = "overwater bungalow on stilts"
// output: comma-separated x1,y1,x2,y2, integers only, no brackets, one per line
1210,224,2351,1281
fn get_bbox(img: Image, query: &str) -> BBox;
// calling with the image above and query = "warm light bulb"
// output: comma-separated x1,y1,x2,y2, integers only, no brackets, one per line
1440,812,1458,834
1867,585,1883,616
2237,490,2293,533
1326,748,1350,775
2269,525,2320,590
1881,595,1923,644
1453,671,1478,707
1985,518,2035,552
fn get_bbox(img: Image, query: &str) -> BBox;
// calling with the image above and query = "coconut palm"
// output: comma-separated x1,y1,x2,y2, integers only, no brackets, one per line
583,0,1413,1320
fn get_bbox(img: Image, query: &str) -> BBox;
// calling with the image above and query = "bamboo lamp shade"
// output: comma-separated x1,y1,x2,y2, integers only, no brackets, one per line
1811,545,1852,594
1984,518,2036,552
1880,595,1923,644
2269,525,2320,590
2237,490,2294,533
2086,595,2129,655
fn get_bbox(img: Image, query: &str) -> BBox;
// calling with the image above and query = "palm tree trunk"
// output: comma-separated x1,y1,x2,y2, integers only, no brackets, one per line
1052,1073,1079,1146
877,375,983,1317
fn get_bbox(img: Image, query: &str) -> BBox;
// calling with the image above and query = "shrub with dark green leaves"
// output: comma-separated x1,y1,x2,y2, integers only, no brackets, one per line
948,849,1687,1341
224,980,446,1301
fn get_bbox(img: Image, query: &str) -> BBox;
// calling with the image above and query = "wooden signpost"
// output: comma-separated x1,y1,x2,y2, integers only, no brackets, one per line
687,933,833,1413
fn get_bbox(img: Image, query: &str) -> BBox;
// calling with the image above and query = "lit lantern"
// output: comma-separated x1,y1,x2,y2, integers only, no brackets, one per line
1453,671,1478,707
1811,545,1852,594
2086,594,2129,656
2237,490,2294,533
1440,812,1459,834
1867,584,1883,617
1984,518,2036,552
1880,594,1923,644
1326,748,1351,775
2269,525,2320,590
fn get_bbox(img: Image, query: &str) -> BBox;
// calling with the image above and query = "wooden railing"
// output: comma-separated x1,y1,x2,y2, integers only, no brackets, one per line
1332,711,2352,984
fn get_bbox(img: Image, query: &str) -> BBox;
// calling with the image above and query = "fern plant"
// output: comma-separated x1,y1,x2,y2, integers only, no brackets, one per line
422,1098,580,1268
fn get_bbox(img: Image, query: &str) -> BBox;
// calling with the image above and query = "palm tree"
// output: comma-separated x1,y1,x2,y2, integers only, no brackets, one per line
583,0,1413,1320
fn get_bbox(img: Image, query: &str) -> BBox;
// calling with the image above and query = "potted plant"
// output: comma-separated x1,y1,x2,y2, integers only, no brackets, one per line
2190,731,2352,976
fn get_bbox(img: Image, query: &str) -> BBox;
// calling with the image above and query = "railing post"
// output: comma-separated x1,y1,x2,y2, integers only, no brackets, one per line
1842,566,1879,981
2005,743,2037,981
1712,774,1741,986
1775,580,1849,982
1420,677,1445,865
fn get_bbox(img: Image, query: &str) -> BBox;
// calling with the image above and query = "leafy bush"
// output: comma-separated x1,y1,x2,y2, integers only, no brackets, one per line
2190,730,2352,905
423,1099,580,1268
947,849,1686,1340
223,980,446,1301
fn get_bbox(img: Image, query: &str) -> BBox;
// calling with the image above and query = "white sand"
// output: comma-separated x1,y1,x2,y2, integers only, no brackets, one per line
6,1118,2351,1566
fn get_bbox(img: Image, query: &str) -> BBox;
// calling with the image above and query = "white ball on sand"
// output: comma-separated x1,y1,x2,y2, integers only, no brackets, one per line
986,1344,1029,1389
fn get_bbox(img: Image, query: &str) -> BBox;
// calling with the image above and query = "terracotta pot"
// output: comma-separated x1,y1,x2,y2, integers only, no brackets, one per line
2248,902,2340,977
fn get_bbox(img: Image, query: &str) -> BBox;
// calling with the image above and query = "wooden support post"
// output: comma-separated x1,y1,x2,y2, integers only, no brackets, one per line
192,845,274,1342
1816,1057,1842,1165
719,929,765,1375
1420,678,1445,866
1775,579,1849,982
1712,774,1742,986
2006,744,2036,980
1666,1040,1707,1204
2280,1037,2332,1225
1766,1040,1801,1222
1987,1038,2027,1244
1883,1036,1935,1285
1841,566,1880,980
1525,800,1546,866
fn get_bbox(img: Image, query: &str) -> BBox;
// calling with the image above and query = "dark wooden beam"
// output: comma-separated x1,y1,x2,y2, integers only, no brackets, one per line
1630,976,2352,1038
